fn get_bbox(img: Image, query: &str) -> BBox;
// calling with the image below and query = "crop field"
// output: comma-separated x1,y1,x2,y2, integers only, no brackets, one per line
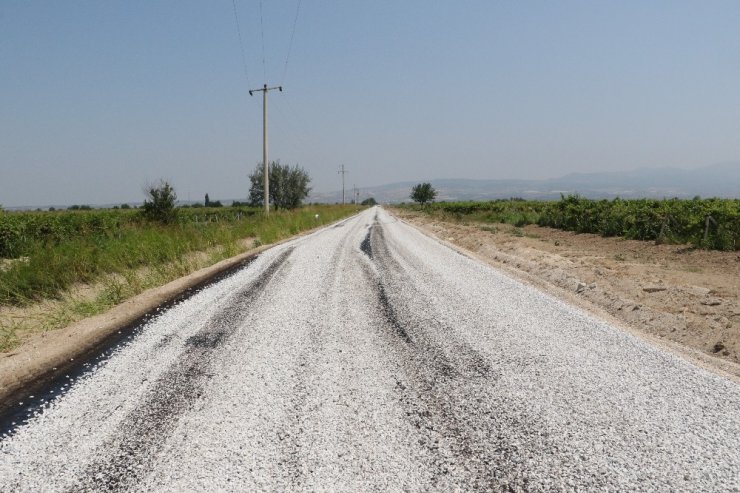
0,205,358,306
403,196,739,251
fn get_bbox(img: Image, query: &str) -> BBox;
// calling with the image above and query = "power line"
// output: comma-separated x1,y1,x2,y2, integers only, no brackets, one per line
259,0,267,81
230,0,251,88
281,0,302,86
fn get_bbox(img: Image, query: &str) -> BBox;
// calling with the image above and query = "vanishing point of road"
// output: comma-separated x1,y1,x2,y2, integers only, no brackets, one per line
1,207,739,491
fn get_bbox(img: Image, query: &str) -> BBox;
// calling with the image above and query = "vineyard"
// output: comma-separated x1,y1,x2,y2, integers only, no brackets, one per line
0,205,356,306
406,196,739,251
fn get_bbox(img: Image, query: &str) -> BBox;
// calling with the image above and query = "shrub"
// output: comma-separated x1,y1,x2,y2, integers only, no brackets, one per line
141,180,178,224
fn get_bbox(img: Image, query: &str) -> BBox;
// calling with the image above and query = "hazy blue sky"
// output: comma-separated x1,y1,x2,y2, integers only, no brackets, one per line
2,1,740,206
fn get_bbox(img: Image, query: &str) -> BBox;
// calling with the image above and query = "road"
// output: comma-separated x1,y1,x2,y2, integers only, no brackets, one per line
1,206,740,491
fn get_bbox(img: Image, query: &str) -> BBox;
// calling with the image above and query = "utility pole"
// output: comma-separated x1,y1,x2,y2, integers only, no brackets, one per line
249,83,282,215
338,164,347,205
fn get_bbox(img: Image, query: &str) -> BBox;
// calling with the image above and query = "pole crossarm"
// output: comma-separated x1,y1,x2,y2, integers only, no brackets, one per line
248,84,283,215
249,84,283,96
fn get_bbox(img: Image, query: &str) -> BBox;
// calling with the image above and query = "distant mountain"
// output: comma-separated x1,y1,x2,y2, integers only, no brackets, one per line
309,163,740,204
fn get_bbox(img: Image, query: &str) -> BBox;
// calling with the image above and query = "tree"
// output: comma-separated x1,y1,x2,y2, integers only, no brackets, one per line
410,183,437,206
249,161,312,210
205,193,210,207
361,197,377,206
142,180,178,223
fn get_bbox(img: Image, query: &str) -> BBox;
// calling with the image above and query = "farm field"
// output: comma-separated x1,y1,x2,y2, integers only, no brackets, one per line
0,205,359,351
393,205,740,374
401,196,739,251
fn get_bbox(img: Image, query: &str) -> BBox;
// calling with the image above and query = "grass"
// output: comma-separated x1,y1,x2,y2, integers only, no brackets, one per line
0,205,356,306
0,205,359,351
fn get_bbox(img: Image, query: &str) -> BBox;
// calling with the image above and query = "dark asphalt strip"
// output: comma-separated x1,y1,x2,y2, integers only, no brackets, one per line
71,247,294,492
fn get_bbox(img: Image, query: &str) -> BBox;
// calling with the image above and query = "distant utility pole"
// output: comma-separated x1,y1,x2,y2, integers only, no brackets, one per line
338,164,347,205
249,83,282,215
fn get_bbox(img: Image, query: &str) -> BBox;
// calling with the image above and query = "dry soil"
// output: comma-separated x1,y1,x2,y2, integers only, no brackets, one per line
392,208,740,378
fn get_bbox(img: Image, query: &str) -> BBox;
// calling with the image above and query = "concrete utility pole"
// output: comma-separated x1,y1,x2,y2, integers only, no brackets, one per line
249,84,282,215
338,165,347,205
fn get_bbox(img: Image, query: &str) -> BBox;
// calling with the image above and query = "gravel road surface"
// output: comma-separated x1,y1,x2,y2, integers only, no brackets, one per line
1,206,739,491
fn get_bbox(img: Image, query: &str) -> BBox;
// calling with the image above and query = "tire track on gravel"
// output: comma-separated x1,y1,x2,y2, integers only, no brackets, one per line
360,218,545,490
72,248,294,492
274,239,351,489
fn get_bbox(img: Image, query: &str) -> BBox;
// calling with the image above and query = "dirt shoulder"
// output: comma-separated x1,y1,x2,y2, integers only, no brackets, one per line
392,208,740,379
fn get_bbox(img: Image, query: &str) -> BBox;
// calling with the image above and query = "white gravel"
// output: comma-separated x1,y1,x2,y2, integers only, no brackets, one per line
1,206,739,491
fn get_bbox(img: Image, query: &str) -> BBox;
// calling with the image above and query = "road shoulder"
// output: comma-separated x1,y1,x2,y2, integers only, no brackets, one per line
391,208,740,382
0,217,353,408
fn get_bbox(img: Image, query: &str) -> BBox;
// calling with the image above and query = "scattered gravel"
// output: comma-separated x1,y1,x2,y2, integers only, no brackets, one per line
1,206,739,491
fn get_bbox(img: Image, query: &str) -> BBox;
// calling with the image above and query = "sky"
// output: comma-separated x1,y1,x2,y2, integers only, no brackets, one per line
1,1,740,207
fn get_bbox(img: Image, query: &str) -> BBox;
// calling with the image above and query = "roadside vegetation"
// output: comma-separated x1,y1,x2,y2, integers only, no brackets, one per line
400,195,739,251
0,202,358,350
248,161,312,210
0,204,356,306
410,183,437,206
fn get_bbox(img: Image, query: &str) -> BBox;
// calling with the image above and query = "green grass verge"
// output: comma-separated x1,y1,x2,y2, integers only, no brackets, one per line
0,205,359,306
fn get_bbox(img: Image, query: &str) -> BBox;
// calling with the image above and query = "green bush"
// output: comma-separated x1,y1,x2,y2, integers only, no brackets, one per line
141,180,178,224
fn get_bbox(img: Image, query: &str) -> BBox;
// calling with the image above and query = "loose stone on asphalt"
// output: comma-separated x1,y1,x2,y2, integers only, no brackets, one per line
1,206,739,491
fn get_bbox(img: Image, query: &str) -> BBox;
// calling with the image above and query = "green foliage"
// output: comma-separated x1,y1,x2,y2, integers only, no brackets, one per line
249,161,312,210
141,180,178,224
0,205,356,306
405,196,739,251
202,193,223,208
361,197,377,206
536,195,738,251
410,183,437,206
